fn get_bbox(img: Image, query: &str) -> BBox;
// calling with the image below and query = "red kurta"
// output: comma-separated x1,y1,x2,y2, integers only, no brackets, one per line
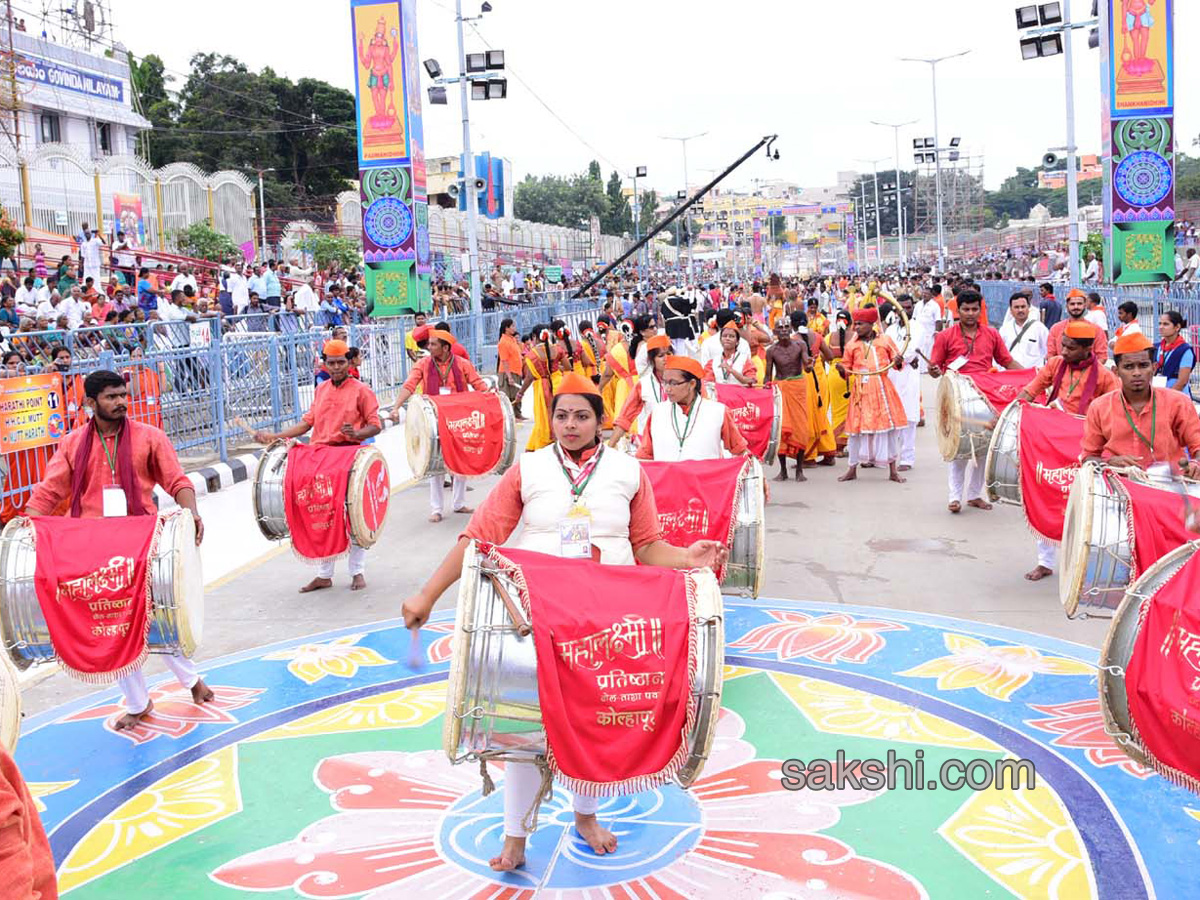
0,748,57,900
1081,388,1200,469
400,355,488,395
929,324,1014,375
28,419,191,518
1022,357,1120,415
302,377,382,447
1047,318,1108,363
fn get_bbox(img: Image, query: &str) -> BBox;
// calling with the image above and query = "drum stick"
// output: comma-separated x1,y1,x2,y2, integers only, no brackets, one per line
233,417,260,440
406,627,424,669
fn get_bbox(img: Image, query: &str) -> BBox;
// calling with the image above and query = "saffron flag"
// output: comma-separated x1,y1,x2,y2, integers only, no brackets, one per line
1017,405,1086,541
967,369,1041,414
31,515,159,682
713,385,774,459
429,393,506,476
485,545,695,795
1124,478,1200,578
641,457,747,582
284,443,360,562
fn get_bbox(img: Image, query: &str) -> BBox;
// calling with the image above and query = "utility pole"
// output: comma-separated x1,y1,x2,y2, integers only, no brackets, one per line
871,118,918,267
1062,2,1082,284
455,0,482,317
256,167,275,262
661,132,707,285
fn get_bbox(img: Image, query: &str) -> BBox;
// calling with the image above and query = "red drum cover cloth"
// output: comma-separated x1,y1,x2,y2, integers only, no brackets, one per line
284,443,359,561
1126,550,1200,789
966,368,1042,413
1018,404,1086,541
31,515,158,682
641,457,747,582
1124,478,1200,577
486,546,696,796
713,385,774,459
430,393,505,476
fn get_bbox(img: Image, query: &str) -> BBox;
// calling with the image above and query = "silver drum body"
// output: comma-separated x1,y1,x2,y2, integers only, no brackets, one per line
724,458,766,597
405,392,517,480
984,399,1023,506
936,371,994,462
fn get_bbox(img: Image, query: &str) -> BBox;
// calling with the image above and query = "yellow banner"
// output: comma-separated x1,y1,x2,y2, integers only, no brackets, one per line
0,373,68,453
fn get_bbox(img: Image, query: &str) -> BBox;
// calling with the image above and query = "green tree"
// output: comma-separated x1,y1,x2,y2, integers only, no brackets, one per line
513,165,611,231
173,223,240,261
603,170,632,236
637,189,658,235
303,233,362,271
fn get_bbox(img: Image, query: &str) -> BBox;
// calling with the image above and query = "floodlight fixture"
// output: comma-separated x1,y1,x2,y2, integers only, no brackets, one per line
949,136,961,147
677,190,687,200
423,58,442,79
481,1,492,11
923,137,935,148
486,50,505,69
471,81,487,100
1020,37,1041,59
948,151,961,162
485,77,507,99
1039,34,1063,56
466,52,487,72
1038,2,1062,25
1015,5,1040,28
912,138,923,149
636,165,647,177
427,86,448,105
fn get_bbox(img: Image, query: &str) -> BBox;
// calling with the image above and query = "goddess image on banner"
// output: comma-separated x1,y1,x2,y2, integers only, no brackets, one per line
112,193,145,245
1108,0,1173,116
352,1,407,165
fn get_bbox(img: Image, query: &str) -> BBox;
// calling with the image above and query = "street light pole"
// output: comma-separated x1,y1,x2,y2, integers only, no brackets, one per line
901,51,969,273
1062,1,1081,284
661,132,707,285
256,167,275,263
455,0,482,317
871,118,918,267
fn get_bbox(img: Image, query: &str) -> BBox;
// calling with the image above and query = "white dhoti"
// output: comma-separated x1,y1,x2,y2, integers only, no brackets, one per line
430,475,467,515
502,762,600,838
948,457,985,503
888,361,921,469
670,337,696,358
117,653,200,713
848,430,900,466
317,542,366,577
1035,537,1057,570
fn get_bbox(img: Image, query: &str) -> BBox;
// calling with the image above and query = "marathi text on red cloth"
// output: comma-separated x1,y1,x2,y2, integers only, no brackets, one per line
713,385,774,459
1018,404,1086,542
1125,549,1200,790
641,457,747,582
429,392,505,477
31,514,160,683
966,369,1041,414
284,443,359,561
1124,477,1200,578
486,546,696,796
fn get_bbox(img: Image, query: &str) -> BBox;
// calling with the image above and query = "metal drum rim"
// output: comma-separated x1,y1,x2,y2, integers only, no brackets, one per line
1059,462,1103,617
0,652,19,753
0,517,32,672
251,441,290,542
347,445,391,549
936,372,963,461
676,569,725,787
443,541,483,762
763,384,783,466
164,509,203,658
984,399,1023,504
405,394,438,480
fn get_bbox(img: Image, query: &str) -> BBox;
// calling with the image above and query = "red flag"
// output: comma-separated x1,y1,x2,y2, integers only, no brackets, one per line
487,546,696,796
31,515,159,682
1018,405,1086,541
1125,478,1200,577
641,457,746,582
284,443,359,561
429,393,505,476
713,385,774,458
966,369,1040,414
1125,549,1200,789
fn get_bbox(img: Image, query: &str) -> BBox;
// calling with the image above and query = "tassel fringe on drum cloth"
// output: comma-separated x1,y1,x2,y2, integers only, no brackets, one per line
480,544,699,800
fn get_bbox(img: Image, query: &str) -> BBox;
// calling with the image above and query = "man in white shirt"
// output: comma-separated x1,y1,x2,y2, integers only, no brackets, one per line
169,264,198,294
14,276,37,312
246,265,268,303
1082,252,1100,284
292,277,319,314
60,286,89,330
998,292,1049,370
80,230,104,284
112,231,136,284
1109,301,1142,355
35,291,61,322
1084,292,1109,336
1178,249,1199,285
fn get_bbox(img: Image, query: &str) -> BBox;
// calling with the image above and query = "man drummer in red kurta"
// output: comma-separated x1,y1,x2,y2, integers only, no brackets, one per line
1081,332,1200,479
254,340,382,592
390,329,491,522
26,370,212,731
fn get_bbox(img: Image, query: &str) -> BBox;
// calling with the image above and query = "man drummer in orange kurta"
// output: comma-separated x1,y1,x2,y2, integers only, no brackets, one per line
390,329,491,522
27,369,212,731
836,306,908,484
254,340,382,592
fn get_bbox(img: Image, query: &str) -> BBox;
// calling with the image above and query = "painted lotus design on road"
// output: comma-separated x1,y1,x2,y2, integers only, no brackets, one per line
60,685,265,745
728,610,905,664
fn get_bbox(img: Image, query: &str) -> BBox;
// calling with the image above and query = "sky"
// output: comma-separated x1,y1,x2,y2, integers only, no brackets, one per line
101,0,1197,194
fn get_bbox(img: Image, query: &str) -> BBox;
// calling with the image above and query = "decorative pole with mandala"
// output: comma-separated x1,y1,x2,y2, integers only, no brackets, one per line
350,0,432,315
1099,0,1175,284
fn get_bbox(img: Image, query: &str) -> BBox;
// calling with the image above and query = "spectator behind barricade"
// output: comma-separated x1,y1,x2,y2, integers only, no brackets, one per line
125,343,166,430
14,276,36,312
246,264,266,304
277,294,303,334
264,259,282,308
57,262,77,294
80,227,104,285
405,311,428,361
92,286,114,325
33,241,46,279
320,284,346,326
293,276,319,316
0,295,17,331
137,267,157,314
112,230,135,284
242,292,272,332
170,264,198,294
2,348,24,376
1085,293,1109,335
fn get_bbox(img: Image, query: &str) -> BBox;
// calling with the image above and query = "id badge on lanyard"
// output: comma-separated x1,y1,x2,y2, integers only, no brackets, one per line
559,501,592,559
947,356,969,372
102,485,127,517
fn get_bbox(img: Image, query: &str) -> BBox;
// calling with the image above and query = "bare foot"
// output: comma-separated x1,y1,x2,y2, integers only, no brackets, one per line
114,701,153,731
773,472,789,482
453,506,475,515
428,513,443,523
191,679,214,704
488,835,527,871
838,467,858,482
1025,565,1053,581
948,501,961,514
350,574,366,591
299,577,333,594
794,469,807,482
967,498,993,511
889,467,906,484
898,464,912,472
574,812,618,855
918,419,926,427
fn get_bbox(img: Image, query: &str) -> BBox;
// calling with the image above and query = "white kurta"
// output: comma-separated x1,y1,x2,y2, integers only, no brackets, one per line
885,321,923,423
648,398,727,461
999,318,1050,370
711,347,752,384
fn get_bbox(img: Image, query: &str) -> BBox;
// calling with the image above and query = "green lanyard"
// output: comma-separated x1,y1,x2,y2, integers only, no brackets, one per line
671,397,701,448
554,444,603,500
1121,393,1157,457
99,426,120,482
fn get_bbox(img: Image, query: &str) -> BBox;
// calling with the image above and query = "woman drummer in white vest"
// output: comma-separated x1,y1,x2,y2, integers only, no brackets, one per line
401,372,727,873
607,334,671,448
634,356,751,461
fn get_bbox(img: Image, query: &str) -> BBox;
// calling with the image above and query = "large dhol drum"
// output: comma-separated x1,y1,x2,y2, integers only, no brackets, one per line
1,654,18,752
444,541,724,788
936,371,995,462
0,509,204,670
984,399,1023,505
1059,463,1132,618
1098,542,1196,771
252,442,391,548
725,458,766,597
405,392,517,480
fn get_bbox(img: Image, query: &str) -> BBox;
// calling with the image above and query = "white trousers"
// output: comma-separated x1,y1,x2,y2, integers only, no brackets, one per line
503,762,599,838
670,337,696,358
117,653,200,713
947,457,985,503
317,542,366,577
430,475,467,515
848,430,900,466
897,423,918,467
1036,537,1058,570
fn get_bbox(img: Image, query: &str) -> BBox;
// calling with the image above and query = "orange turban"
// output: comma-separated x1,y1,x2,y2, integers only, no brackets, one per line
429,329,455,345
722,321,741,332
646,334,670,351
554,371,601,397
1066,288,1088,300
664,355,704,380
411,325,431,342
323,339,350,357
1064,320,1096,340
1113,332,1154,356
851,307,879,324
